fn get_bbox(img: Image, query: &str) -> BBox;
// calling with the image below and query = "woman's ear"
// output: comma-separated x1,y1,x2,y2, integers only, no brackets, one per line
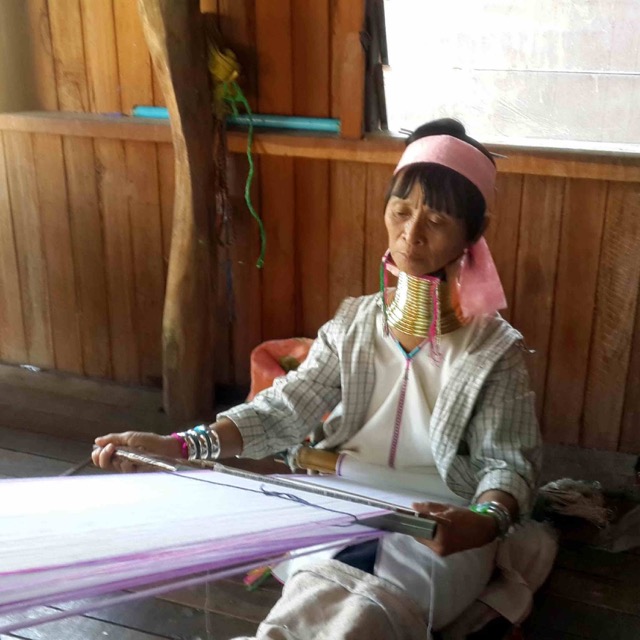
472,213,490,243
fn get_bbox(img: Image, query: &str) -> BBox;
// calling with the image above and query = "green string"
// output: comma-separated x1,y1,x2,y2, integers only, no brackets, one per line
222,81,266,269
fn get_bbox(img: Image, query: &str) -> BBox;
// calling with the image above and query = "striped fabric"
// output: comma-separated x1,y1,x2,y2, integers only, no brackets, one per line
220,294,541,515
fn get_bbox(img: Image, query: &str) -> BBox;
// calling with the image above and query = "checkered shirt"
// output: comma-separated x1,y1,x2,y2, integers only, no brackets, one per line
219,294,542,515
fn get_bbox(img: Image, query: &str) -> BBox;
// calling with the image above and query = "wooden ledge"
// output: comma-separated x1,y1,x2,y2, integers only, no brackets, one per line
0,111,173,143
2,111,640,182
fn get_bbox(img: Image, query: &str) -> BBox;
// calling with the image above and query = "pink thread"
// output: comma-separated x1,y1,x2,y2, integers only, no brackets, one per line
388,359,411,469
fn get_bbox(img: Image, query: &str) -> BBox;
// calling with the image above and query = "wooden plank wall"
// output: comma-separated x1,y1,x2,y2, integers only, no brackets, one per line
1,0,638,454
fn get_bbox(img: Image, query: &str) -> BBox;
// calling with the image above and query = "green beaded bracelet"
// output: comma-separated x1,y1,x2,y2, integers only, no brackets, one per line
469,501,512,538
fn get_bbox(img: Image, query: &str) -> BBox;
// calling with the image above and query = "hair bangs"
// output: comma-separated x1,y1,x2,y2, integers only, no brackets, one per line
386,163,486,241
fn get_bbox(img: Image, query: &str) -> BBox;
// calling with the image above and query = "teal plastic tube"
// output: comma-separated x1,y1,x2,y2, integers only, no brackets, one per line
132,105,340,133
132,106,169,119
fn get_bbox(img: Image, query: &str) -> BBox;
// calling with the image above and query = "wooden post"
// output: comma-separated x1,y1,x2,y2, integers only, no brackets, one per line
331,0,366,139
137,0,216,425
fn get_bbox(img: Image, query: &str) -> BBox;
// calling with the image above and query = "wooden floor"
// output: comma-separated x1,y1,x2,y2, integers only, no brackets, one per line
1,363,639,639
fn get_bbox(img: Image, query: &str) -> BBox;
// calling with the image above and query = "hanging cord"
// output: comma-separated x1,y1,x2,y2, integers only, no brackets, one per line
222,81,265,268
208,42,266,268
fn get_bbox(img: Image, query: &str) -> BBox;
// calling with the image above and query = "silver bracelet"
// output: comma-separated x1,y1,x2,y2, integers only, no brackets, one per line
469,501,512,538
177,431,199,460
194,431,211,460
192,424,221,461
176,425,221,461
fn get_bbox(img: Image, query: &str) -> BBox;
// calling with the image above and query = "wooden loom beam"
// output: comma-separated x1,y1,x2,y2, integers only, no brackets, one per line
137,0,216,424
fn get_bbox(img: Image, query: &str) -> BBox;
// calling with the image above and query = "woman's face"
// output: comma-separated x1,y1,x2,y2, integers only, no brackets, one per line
384,181,469,277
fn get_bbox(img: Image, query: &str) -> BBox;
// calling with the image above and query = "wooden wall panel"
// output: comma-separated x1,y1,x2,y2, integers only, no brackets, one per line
621,290,640,453
48,0,89,112
485,173,524,323
1,115,639,452
82,0,139,383
64,138,112,378
126,142,165,385
114,0,154,115
219,0,262,386
115,0,165,385
225,155,263,387
98,138,140,383
0,133,27,363
292,0,330,337
32,133,83,374
200,0,219,14
259,156,295,340
213,194,235,386
329,161,367,314
48,0,112,376
331,0,366,139
513,176,565,418
256,0,295,340
3,132,54,369
543,180,607,445
583,183,640,450
4,2,639,452
82,0,120,114
152,66,167,108
294,159,330,337
157,143,175,276
255,0,292,112
292,0,330,117
26,0,59,110
364,164,393,294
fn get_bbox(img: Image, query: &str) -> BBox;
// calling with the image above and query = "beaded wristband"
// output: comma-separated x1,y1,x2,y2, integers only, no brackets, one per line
469,501,512,538
170,433,188,459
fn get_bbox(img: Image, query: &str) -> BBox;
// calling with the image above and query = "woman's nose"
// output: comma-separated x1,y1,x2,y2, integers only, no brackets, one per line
403,216,426,244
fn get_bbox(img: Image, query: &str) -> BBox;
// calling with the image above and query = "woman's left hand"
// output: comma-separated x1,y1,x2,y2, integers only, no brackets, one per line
412,501,498,557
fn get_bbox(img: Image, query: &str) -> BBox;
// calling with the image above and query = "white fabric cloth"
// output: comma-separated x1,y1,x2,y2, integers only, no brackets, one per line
336,315,494,629
340,315,476,495
334,456,467,505
274,316,495,628
244,524,557,640
375,535,498,630
235,560,432,640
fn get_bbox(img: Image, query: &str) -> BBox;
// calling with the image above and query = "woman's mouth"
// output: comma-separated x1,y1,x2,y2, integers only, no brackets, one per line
400,250,423,262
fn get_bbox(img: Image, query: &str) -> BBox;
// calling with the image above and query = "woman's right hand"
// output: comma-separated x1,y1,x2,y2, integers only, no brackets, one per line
92,431,182,473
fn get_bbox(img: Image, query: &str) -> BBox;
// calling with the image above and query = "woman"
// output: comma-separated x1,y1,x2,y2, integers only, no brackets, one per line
93,119,542,638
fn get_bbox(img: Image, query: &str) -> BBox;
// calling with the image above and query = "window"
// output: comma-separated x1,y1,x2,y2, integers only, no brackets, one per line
383,0,640,152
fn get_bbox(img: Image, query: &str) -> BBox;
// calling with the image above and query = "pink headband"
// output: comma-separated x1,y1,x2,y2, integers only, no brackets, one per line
394,135,496,209
391,134,506,317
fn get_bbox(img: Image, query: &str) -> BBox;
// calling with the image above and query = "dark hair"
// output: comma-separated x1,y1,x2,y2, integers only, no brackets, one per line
385,118,495,242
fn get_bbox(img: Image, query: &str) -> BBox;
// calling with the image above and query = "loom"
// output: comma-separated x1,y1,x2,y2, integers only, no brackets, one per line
0,452,439,634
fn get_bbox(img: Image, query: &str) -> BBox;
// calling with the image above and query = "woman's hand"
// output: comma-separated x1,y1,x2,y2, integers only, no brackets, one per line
412,501,499,556
92,431,182,473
